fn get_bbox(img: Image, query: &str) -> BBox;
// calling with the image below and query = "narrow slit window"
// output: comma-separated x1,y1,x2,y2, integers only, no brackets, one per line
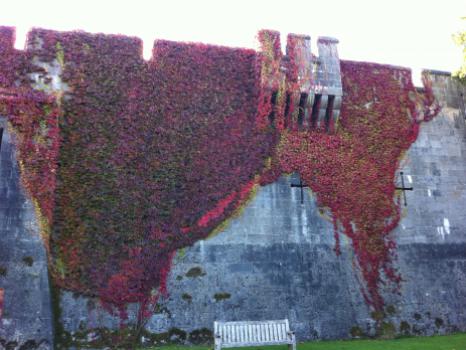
283,92,291,128
297,93,308,128
310,94,322,128
268,91,278,125
0,128,3,152
325,95,335,131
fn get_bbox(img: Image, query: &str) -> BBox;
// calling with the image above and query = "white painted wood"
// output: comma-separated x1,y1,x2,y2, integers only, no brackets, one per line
214,319,296,350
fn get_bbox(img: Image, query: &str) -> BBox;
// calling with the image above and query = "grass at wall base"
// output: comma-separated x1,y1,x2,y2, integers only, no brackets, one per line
140,333,466,350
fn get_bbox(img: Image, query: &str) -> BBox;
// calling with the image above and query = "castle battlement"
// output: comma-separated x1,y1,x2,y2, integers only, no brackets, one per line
257,30,343,133
1,26,344,134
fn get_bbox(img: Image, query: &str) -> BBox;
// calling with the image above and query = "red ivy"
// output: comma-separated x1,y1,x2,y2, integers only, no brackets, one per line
14,29,277,317
269,60,440,311
0,26,440,318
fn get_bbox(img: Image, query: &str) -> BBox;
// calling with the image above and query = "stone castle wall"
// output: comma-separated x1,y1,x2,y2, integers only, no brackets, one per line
0,24,465,347
0,117,53,349
59,72,466,342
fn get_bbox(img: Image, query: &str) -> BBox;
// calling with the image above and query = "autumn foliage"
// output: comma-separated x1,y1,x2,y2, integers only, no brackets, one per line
0,27,439,317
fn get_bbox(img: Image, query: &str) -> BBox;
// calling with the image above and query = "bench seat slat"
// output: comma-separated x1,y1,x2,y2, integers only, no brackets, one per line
230,325,234,343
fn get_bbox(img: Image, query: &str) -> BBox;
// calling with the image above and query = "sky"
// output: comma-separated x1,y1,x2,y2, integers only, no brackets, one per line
0,0,464,85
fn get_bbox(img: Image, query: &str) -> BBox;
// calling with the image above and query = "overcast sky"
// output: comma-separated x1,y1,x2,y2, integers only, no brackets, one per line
0,0,464,84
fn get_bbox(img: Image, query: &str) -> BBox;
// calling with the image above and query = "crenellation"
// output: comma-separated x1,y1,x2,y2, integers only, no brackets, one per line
314,37,342,132
256,31,343,133
2,27,345,134
0,26,15,53
285,33,313,92
422,69,466,112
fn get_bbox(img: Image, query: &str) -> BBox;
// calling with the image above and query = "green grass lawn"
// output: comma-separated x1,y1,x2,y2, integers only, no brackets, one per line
142,333,466,350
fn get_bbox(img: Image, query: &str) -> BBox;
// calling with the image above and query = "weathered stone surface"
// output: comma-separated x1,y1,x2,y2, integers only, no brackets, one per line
423,70,465,110
315,37,343,96
312,37,343,131
52,75,466,342
147,75,466,340
0,117,53,349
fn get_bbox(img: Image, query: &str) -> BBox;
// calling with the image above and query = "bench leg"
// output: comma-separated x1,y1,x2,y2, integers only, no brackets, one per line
288,334,296,350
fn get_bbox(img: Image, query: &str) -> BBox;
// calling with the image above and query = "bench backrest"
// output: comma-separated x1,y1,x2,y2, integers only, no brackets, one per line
214,319,290,345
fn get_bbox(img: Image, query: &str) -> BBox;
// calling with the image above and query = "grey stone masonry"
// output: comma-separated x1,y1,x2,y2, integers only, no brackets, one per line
145,72,466,340
423,70,465,110
315,37,343,96
58,74,466,342
0,117,53,349
312,37,343,131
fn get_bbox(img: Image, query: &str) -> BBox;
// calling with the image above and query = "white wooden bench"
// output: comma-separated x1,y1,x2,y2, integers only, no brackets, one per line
214,319,296,350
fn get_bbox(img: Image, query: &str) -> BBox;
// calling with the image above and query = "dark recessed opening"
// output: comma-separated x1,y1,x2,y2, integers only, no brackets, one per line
311,94,322,128
0,128,3,152
297,93,308,128
268,90,278,125
325,95,335,131
284,92,291,128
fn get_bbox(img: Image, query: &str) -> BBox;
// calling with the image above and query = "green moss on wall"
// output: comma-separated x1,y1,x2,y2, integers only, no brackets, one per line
185,267,206,278
214,292,231,302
